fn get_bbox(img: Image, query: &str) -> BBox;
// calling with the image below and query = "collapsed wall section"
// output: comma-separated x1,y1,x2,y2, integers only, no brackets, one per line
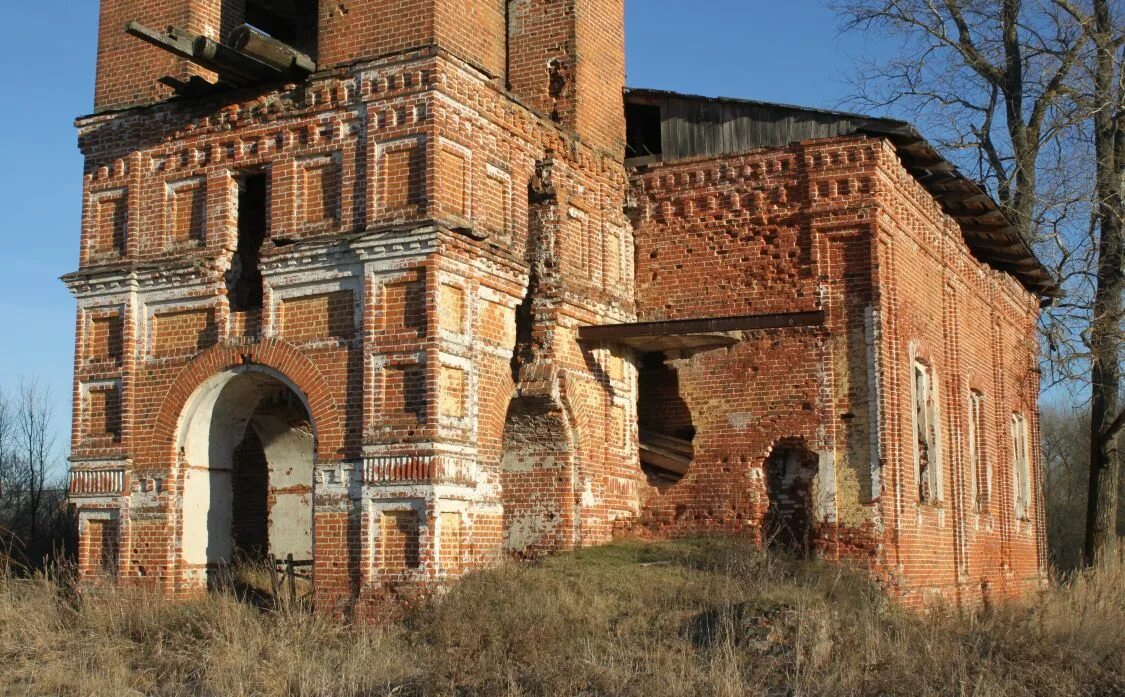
628,137,886,561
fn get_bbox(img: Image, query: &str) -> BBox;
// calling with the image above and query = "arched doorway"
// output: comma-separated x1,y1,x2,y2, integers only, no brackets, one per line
763,442,819,556
500,395,576,557
177,366,316,588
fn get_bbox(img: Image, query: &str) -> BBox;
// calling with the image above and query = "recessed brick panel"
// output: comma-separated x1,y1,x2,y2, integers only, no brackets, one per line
609,405,627,449
81,518,119,580
379,140,426,215
439,365,466,419
153,308,218,358
381,510,421,572
88,314,124,364
302,157,342,225
93,192,127,258
383,364,427,424
438,144,469,218
169,180,206,245
85,385,122,444
438,284,466,334
383,278,427,336
481,300,516,347
281,291,356,342
439,512,462,572
481,166,511,240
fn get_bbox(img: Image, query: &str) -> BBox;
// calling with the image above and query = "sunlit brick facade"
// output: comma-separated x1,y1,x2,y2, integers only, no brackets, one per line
67,0,1051,611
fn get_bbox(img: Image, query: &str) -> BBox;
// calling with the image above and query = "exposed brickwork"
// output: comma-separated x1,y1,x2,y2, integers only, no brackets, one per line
77,516,119,582
438,511,464,573
152,309,218,358
280,291,357,342
628,137,1047,606
70,0,1043,610
381,510,422,572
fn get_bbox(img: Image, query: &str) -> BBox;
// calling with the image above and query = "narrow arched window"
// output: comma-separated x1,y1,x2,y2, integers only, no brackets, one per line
968,390,988,511
1011,413,1031,520
913,360,942,502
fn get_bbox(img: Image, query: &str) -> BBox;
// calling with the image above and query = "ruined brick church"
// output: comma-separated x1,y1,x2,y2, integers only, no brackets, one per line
66,0,1056,610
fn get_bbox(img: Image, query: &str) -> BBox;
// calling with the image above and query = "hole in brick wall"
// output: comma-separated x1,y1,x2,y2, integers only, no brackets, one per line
763,442,819,557
510,289,534,383
625,102,663,160
241,0,319,58
230,173,267,312
501,396,574,557
637,352,694,486
547,58,569,122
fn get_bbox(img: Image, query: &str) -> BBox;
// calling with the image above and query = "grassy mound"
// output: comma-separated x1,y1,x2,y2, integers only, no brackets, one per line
1,537,1121,696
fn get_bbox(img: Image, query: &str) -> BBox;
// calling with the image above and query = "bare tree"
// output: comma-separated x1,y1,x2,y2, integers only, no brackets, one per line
15,379,56,556
834,0,1123,565
1041,406,1092,570
1041,405,1124,569
1052,0,1125,566
835,0,1087,235
0,380,71,570
0,389,14,559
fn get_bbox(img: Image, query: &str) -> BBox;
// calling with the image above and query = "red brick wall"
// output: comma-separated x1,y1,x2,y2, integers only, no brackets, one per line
630,136,1044,603
76,0,1042,611
507,0,625,153
78,516,119,581
73,21,633,603
93,0,220,112
871,141,1045,605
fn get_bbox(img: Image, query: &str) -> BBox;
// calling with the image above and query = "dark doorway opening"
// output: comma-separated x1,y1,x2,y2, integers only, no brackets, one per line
637,352,695,485
763,443,819,556
230,173,267,312
231,427,270,560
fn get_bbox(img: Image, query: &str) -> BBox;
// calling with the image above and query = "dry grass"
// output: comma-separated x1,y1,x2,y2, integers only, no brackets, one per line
1,538,1122,697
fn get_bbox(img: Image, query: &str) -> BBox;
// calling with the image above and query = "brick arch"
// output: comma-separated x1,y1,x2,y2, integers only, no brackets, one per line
151,339,345,465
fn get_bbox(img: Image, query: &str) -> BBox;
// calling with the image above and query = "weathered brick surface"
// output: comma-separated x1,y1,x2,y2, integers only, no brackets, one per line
69,0,1043,610
629,137,1046,605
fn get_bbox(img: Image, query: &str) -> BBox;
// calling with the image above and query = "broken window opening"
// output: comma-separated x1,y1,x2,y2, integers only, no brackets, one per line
764,443,819,557
637,352,695,486
1012,413,1031,520
510,290,535,384
547,58,569,123
968,390,988,511
230,173,267,312
913,360,941,503
243,0,319,59
625,102,663,161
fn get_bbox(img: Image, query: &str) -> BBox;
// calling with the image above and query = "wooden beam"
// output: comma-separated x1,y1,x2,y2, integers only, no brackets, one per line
578,311,826,343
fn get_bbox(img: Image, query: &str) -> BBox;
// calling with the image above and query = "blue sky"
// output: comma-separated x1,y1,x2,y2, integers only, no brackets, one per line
0,1,883,455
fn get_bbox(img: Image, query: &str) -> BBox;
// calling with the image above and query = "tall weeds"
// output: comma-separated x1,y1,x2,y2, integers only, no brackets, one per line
0,538,1121,697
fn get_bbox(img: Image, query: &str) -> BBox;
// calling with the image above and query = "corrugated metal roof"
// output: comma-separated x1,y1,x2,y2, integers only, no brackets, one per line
626,88,1059,300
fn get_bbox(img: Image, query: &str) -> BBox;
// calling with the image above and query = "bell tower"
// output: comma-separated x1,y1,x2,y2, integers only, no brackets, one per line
71,0,634,612
93,0,624,154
